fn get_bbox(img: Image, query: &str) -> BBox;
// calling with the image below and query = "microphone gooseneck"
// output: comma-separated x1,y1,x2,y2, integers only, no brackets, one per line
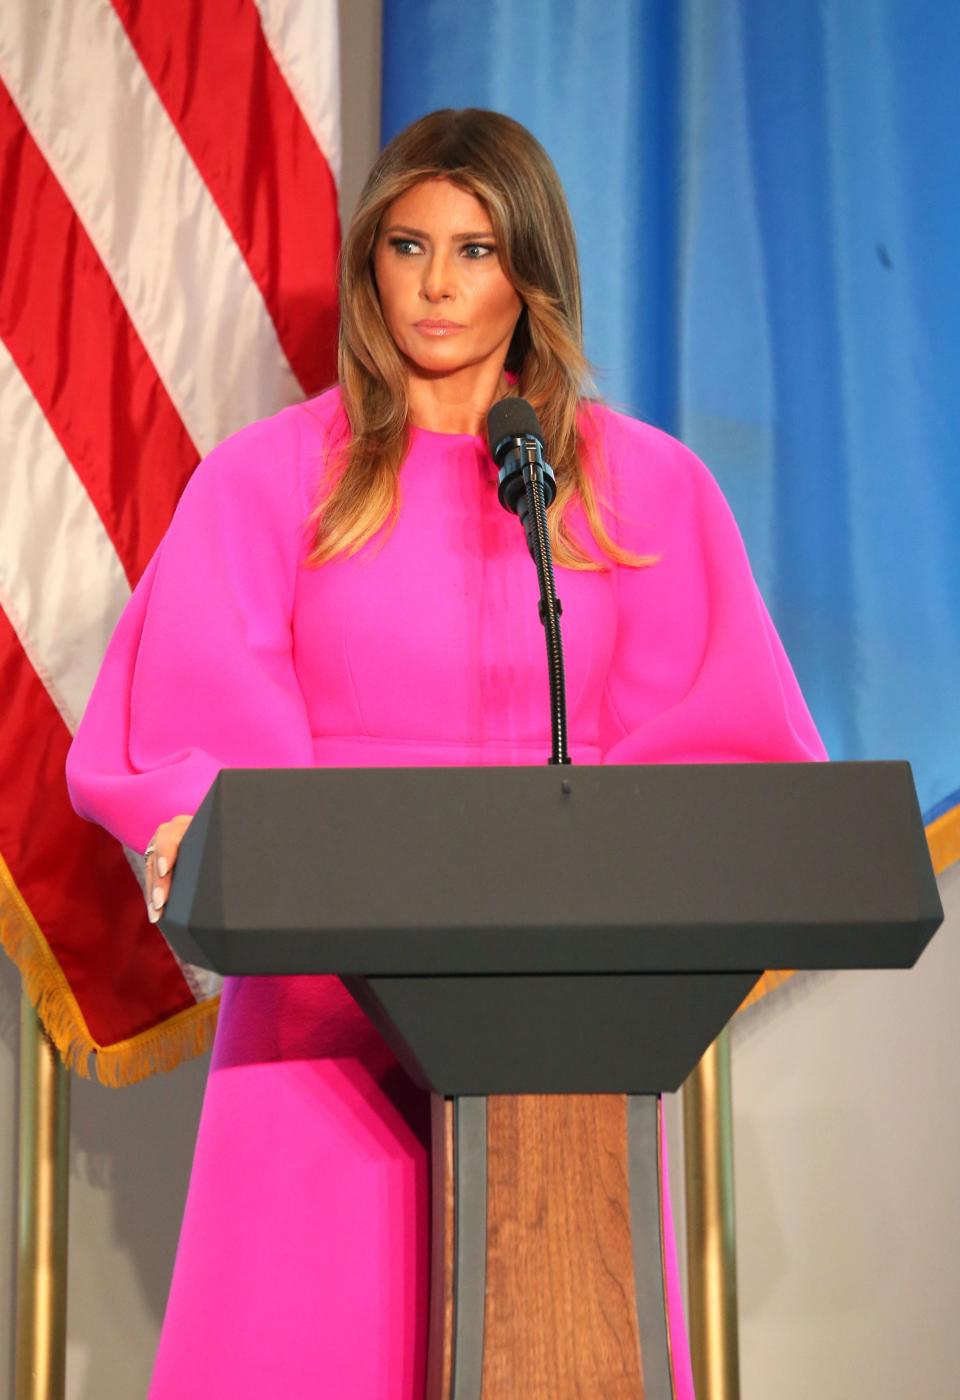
486,397,571,766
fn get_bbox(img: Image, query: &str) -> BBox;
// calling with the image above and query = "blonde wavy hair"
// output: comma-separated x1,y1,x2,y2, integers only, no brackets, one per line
309,108,639,571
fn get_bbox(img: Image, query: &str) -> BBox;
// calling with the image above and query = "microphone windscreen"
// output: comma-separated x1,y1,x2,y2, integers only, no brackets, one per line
487,397,545,464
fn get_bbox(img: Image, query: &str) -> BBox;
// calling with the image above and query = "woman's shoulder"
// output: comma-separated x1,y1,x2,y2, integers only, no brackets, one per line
578,400,716,511
573,399,752,565
180,386,347,520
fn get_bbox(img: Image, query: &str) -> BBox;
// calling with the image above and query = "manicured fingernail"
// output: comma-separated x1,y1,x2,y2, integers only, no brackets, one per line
152,886,166,911
147,905,161,923
157,856,168,878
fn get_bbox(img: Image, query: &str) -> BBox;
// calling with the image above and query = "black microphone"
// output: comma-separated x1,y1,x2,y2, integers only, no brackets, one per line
487,398,557,547
486,396,570,765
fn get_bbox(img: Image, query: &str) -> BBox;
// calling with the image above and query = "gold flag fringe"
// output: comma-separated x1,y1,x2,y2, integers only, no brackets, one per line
0,851,218,1087
927,802,960,877
737,968,795,1012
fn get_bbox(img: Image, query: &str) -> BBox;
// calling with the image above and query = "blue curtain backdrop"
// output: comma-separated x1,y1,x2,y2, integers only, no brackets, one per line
381,0,960,826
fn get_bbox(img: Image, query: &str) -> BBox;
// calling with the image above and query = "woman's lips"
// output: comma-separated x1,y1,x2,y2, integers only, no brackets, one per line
414,319,467,336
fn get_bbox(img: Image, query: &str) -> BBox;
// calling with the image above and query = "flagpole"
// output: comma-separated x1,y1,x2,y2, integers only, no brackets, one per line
683,1025,741,1400
15,993,70,1400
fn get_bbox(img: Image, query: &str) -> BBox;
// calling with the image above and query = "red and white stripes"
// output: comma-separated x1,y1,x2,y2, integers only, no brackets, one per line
0,0,341,1081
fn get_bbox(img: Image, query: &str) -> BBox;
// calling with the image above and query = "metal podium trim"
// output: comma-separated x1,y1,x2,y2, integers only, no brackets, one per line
628,1096,675,1399
452,1096,487,1399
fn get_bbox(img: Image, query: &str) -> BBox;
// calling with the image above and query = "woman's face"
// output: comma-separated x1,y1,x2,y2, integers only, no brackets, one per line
373,178,523,385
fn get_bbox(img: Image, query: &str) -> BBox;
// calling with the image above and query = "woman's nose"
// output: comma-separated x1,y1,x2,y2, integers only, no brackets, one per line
420,252,454,302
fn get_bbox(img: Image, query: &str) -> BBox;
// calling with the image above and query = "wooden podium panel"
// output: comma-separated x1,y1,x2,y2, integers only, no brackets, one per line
428,1094,677,1399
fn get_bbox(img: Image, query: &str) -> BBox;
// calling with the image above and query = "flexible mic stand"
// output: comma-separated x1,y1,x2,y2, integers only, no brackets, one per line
487,400,571,766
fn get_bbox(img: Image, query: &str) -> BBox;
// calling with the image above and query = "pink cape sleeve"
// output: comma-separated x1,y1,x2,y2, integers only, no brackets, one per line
591,409,827,765
66,407,316,855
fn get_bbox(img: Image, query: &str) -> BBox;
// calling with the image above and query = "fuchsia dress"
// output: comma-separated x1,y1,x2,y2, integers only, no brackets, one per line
67,387,825,1397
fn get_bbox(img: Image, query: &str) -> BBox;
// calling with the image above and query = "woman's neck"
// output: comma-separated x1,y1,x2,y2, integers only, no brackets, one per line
405,362,513,437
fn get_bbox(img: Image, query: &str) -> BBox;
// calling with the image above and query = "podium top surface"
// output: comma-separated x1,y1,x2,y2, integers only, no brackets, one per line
161,761,942,978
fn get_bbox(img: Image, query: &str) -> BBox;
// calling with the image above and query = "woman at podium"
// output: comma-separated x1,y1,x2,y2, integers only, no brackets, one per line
67,108,825,1398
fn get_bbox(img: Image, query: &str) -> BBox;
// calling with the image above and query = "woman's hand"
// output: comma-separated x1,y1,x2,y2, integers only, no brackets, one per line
144,815,194,923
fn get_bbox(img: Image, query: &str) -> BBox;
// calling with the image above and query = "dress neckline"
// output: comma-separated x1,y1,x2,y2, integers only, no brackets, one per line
409,422,486,446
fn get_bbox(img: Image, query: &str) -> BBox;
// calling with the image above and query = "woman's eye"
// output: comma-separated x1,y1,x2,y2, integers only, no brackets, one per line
462,243,495,259
388,238,421,255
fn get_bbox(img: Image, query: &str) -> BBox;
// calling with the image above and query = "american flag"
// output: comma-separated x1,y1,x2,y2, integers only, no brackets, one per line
0,0,341,1083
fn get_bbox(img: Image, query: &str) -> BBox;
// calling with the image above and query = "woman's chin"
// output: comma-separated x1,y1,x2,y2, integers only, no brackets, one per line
404,347,481,380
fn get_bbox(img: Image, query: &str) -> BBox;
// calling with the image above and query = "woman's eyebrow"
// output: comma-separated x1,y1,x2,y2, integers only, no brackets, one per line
382,224,495,240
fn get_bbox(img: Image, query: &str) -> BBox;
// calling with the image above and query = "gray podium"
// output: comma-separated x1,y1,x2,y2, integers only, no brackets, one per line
161,761,942,1399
